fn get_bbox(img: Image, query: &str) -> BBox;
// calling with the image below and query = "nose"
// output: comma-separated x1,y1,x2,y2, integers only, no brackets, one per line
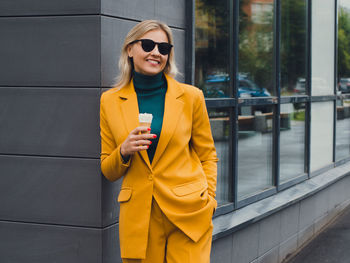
150,44,161,55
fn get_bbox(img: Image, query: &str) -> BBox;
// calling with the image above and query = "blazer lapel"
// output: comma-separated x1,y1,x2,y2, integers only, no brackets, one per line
152,75,184,167
119,81,152,170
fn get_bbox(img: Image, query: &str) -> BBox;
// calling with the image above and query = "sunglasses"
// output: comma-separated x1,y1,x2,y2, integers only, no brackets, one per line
130,39,173,55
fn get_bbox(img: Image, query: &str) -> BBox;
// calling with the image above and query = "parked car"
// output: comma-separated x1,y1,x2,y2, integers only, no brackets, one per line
338,78,350,93
203,74,272,114
203,74,271,98
294,78,306,94
237,77,271,98
203,74,228,98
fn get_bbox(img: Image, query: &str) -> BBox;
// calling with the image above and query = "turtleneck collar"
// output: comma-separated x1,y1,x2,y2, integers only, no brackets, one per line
133,70,165,91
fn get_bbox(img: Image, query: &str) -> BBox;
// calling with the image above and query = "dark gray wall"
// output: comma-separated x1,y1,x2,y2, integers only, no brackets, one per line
0,1,185,262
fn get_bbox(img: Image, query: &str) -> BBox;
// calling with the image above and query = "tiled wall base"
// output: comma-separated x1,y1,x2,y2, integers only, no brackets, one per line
210,175,350,263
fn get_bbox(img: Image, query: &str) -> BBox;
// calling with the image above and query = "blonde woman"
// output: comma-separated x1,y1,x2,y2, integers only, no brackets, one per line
100,20,218,263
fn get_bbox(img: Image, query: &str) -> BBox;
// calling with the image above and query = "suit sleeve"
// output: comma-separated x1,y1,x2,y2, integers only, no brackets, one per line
100,94,131,181
190,89,218,207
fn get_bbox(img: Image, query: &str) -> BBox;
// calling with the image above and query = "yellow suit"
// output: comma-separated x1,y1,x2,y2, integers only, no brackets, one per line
100,75,218,259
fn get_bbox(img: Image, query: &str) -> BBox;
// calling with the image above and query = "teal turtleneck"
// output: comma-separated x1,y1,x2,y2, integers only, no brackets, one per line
133,70,166,164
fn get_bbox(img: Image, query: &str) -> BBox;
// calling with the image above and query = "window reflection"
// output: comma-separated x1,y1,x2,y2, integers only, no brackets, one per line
281,0,307,96
238,75,271,98
336,1,350,161
209,109,232,205
338,1,350,95
311,0,335,96
239,0,275,96
336,94,350,161
237,105,274,200
280,103,306,182
195,0,229,98
310,102,334,172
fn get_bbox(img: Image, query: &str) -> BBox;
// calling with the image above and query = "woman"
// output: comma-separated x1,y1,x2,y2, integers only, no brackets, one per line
100,20,218,263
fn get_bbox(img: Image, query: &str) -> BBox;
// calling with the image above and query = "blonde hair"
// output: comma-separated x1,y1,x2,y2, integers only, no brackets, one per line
114,20,178,89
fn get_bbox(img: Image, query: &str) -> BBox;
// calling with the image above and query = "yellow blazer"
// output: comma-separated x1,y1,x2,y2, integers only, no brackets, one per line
100,75,218,259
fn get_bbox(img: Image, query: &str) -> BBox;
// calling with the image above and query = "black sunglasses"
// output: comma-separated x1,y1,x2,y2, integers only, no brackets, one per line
130,39,173,55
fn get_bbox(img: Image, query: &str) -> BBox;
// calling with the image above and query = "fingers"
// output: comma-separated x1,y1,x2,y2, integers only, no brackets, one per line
131,139,152,148
120,127,157,157
123,140,150,156
131,126,151,135
130,133,156,141
133,144,149,152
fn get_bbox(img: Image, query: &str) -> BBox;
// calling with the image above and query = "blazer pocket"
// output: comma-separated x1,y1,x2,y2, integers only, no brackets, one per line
117,187,132,203
172,180,207,197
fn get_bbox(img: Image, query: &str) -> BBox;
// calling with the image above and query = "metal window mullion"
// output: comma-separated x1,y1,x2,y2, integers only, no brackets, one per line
280,96,309,104
333,0,338,163
274,0,281,189
305,0,312,177
232,0,239,208
185,0,195,85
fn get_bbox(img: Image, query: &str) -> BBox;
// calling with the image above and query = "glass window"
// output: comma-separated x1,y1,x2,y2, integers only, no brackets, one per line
195,0,230,98
336,95,350,161
310,102,334,172
338,0,350,95
280,103,306,182
239,0,275,97
312,0,335,95
280,0,307,96
237,105,274,200
209,109,232,205
336,1,350,161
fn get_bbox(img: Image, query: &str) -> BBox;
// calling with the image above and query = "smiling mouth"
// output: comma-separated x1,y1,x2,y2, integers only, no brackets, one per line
146,59,160,65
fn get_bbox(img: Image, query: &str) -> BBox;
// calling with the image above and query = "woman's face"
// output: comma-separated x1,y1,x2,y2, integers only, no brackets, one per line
128,29,170,76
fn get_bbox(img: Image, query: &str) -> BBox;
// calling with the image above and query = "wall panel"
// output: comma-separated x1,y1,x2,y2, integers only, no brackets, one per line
0,87,100,158
0,0,99,16
0,16,100,87
0,220,102,263
0,156,102,227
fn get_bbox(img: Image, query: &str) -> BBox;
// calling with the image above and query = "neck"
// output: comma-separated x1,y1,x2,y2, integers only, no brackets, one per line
133,71,164,91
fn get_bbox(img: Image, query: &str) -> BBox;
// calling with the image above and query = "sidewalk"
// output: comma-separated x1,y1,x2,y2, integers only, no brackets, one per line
287,204,350,263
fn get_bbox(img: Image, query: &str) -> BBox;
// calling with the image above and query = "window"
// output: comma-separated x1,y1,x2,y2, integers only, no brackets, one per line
193,0,339,211
336,0,350,161
239,0,275,97
237,0,275,200
195,0,231,206
279,0,307,182
310,102,334,172
195,0,230,98
209,109,232,205
281,0,307,96
311,0,335,95
280,103,306,182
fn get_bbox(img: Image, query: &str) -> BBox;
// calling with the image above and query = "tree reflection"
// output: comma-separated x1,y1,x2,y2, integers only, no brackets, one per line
195,0,229,96
239,0,274,95
338,6,350,82
281,0,307,95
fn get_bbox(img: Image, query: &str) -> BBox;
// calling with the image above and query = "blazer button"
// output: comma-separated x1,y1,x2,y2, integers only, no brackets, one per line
148,175,153,181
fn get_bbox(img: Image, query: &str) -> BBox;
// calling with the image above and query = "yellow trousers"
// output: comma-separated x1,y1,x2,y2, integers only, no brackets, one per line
122,199,213,263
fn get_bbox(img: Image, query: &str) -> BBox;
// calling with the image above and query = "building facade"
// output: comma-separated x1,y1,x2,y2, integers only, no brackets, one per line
0,0,350,262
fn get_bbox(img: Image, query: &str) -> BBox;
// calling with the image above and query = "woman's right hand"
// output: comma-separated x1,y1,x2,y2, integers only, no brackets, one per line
120,126,156,159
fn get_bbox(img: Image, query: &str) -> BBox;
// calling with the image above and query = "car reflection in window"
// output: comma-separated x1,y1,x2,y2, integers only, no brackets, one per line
203,74,271,98
203,74,272,115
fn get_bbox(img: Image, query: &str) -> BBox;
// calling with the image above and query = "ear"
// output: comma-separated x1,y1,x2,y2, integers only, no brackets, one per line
127,45,133,58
